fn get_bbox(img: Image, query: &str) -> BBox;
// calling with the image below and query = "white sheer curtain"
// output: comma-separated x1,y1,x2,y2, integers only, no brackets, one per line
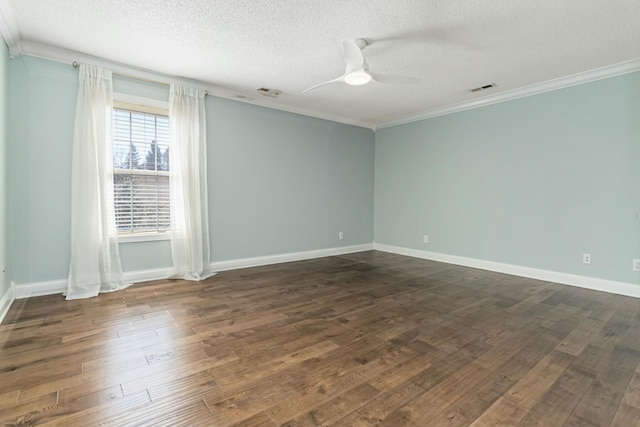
169,85,214,280
66,64,129,300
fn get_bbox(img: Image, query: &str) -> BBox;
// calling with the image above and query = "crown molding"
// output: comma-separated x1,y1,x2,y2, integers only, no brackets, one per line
20,40,212,91
0,0,21,57
15,39,639,131
377,58,640,130
19,40,377,130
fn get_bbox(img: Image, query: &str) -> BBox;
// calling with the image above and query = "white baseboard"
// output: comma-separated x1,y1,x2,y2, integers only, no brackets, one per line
210,244,375,272
14,279,66,299
374,243,640,299
123,267,174,284
9,243,639,302
0,283,16,324
13,267,175,299
11,244,375,299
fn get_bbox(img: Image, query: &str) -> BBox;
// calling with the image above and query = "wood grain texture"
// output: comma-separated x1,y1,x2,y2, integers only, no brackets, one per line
1,250,639,426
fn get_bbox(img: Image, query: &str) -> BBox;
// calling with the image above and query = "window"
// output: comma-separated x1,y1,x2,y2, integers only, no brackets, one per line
112,101,170,235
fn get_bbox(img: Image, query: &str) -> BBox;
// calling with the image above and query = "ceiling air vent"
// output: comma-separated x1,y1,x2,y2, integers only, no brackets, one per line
257,87,282,98
470,83,496,93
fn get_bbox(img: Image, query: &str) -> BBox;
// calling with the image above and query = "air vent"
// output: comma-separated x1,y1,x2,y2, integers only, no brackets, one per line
470,83,496,93
257,87,282,98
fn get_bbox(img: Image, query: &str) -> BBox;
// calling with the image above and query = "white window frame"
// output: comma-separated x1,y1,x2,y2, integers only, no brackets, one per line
113,93,171,243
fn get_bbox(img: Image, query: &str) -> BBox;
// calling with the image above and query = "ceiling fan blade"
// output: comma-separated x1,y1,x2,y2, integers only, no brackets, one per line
303,75,346,93
343,40,365,73
369,72,420,85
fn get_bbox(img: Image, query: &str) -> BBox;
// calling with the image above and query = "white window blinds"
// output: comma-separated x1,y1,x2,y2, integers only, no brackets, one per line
112,106,170,233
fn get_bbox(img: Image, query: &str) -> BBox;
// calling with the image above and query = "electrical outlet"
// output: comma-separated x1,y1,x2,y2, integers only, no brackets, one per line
423,235,429,244
633,259,640,271
338,231,344,240
582,253,591,265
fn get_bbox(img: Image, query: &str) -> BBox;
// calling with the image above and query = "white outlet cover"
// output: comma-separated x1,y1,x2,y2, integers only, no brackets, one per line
633,259,640,271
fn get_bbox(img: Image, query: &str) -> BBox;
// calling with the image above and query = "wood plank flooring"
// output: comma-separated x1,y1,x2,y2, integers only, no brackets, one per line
1,250,640,426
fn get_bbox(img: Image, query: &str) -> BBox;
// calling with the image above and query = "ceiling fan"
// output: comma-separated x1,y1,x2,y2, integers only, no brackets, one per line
303,39,420,93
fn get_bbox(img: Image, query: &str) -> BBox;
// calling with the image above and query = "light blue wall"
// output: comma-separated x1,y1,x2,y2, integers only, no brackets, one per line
0,41,8,299
7,56,374,285
207,98,374,261
13,54,637,290
8,57,76,283
375,72,640,285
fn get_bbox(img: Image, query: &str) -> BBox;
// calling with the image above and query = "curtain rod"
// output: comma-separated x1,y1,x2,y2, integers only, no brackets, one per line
72,61,209,95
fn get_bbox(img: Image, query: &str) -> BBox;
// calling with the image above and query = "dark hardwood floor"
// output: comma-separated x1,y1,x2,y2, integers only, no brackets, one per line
1,251,639,426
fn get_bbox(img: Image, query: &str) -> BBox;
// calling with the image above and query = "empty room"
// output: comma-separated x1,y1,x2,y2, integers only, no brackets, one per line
1,1,640,426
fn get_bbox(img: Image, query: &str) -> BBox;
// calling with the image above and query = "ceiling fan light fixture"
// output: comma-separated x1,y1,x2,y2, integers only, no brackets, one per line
303,39,418,93
345,70,372,86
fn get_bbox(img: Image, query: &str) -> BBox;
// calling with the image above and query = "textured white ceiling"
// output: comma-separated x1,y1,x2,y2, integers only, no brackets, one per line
6,0,640,127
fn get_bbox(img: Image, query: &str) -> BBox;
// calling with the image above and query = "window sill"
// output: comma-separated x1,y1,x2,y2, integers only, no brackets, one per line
118,232,171,243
